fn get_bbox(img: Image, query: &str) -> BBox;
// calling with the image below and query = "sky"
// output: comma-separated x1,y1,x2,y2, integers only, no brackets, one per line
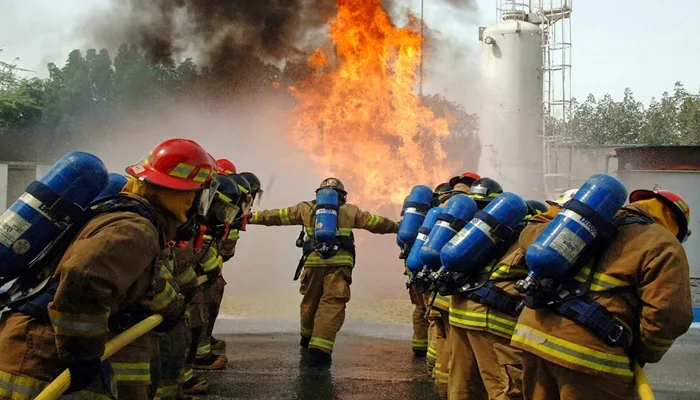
1,0,700,105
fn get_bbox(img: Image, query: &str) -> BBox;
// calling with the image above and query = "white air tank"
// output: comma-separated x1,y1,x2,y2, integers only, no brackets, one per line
478,15,544,201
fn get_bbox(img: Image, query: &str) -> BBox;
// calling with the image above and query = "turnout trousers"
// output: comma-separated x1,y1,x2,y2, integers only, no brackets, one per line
299,266,353,355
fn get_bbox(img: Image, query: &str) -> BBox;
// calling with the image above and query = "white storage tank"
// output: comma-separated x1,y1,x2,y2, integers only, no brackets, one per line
615,146,700,278
478,13,545,201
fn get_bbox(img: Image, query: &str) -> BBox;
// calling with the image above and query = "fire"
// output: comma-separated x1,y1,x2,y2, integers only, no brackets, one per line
288,0,454,208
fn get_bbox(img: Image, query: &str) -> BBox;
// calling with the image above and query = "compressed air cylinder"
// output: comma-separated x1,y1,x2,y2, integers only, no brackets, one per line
397,185,434,248
0,152,108,277
419,194,477,270
525,174,627,281
406,207,444,274
94,173,128,201
441,192,528,274
314,188,339,245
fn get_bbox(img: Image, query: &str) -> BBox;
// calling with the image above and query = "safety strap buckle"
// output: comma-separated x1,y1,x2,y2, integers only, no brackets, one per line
608,324,624,344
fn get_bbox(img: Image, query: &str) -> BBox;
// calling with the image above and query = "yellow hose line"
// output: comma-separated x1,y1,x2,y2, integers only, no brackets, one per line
35,314,164,400
197,275,209,286
635,363,655,400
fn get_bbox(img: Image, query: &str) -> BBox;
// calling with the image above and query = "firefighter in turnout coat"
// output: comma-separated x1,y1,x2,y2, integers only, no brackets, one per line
427,172,481,398
249,178,398,366
0,138,216,400
511,189,693,400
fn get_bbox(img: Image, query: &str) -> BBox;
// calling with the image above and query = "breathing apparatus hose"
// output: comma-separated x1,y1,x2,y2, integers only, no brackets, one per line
635,362,655,400
35,314,165,400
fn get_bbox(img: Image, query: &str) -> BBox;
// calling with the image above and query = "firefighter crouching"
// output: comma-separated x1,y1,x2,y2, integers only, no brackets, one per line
446,194,558,400
248,178,398,366
194,172,245,370
0,139,216,399
427,172,483,399
511,186,693,400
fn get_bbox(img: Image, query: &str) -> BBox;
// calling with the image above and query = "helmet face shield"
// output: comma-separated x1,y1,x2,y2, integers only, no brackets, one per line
213,198,240,224
197,178,220,217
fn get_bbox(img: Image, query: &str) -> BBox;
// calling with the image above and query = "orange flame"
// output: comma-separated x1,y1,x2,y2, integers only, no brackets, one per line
288,0,454,208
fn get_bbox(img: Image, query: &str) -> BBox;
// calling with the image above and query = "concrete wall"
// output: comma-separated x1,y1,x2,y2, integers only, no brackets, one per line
546,146,620,196
0,163,50,213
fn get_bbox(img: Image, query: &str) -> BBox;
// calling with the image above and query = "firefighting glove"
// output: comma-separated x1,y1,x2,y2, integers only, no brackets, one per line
154,294,187,333
65,357,103,394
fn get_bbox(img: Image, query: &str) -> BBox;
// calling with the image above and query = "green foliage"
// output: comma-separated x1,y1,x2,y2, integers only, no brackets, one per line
422,93,481,170
564,83,700,145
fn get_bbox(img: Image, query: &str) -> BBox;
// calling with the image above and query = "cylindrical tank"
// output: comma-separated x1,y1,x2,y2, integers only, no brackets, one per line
478,17,544,201
616,146,700,278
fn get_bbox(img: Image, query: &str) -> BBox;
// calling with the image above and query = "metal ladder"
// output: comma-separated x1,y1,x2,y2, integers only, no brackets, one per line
537,0,573,200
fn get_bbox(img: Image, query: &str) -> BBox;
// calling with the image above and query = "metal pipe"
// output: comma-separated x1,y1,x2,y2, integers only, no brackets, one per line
605,154,617,175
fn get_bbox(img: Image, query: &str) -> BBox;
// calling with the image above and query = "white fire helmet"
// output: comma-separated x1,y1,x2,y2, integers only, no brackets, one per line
547,189,579,207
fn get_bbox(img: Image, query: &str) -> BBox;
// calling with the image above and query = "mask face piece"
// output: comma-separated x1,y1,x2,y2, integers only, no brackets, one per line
197,179,221,218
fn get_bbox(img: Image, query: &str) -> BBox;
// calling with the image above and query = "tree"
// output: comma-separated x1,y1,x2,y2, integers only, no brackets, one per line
422,93,481,170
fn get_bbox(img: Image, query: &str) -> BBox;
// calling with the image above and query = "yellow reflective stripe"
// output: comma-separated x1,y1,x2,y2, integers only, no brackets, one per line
182,368,194,382
112,362,151,383
193,168,210,183
427,346,438,360
217,191,233,203
201,253,221,273
159,264,174,280
48,309,109,338
140,282,177,312
203,235,213,242
0,369,46,400
640,331,674,352
574,267,629,292
176,266,197,287
157,384,178,398
366,215,380,229
436,369,449,383
487,264,529,280
250,212,259,223
338,227,352,236
169,163,195,179
280,208,291,225
309,337,334,351
237,184,249,194
448,308,516,336
197,342,211,356
300,327,313,337
433,294,450,310
512,325,632,377
412,338,428,349
227,229,240,240
305,254,355,266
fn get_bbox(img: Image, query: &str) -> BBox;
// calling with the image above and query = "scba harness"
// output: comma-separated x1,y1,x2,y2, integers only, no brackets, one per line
293,201,356,281
10,195,162,332
522,203,656,349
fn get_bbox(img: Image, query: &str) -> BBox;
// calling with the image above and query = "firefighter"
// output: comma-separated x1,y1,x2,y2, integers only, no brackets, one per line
0,138,216,400
511,188,693,400
194,173,245,370
428,172,481,398
407,182,452,360
447,193,556,400
202,171,262,356
249,177,398,366
154,175,242,398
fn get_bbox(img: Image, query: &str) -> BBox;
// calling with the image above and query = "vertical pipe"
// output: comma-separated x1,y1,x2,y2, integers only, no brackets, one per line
0,164,7,213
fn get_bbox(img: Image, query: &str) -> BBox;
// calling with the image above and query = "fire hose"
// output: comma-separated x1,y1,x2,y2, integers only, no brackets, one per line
36,273,214,399
635,362,655,400
34,314,165,400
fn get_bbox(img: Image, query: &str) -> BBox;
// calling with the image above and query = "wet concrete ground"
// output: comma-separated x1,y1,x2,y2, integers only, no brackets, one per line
204,317,700,400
